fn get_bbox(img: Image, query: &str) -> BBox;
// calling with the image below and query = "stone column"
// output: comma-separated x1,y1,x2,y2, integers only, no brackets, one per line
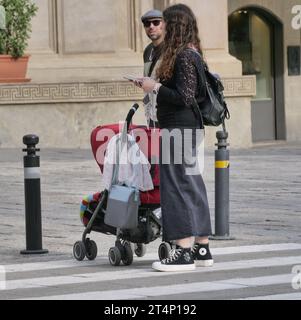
172,0,242,76
27,0,57,54
27,0,146,82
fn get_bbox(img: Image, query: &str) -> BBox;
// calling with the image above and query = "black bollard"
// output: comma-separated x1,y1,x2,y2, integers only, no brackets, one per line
211,130,235,240
20,135,48,255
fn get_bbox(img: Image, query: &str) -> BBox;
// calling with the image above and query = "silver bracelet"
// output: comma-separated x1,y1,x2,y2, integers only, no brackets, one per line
152,83,162,95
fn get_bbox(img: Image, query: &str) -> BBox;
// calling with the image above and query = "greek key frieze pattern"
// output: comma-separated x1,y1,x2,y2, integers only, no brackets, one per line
0,76,256,105
223,76,256,97
0,82,143,105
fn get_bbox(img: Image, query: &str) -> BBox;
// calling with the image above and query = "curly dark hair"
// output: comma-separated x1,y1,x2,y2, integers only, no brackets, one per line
156,4,204,81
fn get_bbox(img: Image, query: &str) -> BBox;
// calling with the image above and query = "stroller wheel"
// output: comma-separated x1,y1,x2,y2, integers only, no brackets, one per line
85,239,98,261
158,242,172,261
134,243,147,257
122,242,134,266
73,241,86,261
109,247,122,266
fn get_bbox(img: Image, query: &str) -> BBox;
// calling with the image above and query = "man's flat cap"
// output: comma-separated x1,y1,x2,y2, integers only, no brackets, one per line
141,9,163,23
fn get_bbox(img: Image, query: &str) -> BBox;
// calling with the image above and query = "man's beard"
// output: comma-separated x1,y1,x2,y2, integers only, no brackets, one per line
148,34,161,41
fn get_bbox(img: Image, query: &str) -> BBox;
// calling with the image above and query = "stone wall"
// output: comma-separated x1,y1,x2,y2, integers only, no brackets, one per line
0,0,257,148
0,76,255,148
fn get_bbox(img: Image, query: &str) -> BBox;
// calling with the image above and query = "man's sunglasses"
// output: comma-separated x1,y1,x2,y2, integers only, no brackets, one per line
143,20,162,28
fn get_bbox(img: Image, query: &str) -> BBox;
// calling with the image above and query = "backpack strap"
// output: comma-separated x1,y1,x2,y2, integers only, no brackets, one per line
187,48,230,132
191,99,204,130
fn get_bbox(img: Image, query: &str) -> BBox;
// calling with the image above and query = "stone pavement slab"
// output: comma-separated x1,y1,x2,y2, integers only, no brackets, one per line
0,142,300,264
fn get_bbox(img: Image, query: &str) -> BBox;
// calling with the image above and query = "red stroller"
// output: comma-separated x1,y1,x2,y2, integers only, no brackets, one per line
73,104,168,266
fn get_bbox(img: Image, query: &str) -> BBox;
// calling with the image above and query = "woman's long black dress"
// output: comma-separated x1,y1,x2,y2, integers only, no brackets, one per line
156,49,212,242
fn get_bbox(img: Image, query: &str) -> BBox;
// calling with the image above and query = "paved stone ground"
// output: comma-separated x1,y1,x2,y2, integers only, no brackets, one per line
0,141,301,264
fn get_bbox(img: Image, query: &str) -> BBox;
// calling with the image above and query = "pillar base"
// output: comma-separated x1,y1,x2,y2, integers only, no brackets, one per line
20,249,49,255
209,235,236,241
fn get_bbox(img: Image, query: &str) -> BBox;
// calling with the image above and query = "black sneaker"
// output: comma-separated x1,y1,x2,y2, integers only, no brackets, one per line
152,246,196,272
191,243,214,267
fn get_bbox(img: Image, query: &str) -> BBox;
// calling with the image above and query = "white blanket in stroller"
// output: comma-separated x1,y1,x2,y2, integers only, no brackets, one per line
103,133,154,192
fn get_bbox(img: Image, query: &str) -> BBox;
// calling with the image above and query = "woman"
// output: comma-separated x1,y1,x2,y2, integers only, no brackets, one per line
136,4,214,272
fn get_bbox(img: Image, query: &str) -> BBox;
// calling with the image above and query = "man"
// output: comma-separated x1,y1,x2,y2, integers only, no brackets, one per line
141,9,164,77
141,10,165,127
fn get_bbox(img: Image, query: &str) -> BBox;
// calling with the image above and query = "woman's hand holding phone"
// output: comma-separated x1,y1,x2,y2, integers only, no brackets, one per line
124,76,158,93
124,75,143,87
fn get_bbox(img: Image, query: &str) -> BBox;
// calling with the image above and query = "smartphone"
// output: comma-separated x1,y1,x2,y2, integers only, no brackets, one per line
124,75,139,82
124,75,143,86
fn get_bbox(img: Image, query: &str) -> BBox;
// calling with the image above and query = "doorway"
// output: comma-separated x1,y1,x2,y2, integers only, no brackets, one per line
229,7,285,142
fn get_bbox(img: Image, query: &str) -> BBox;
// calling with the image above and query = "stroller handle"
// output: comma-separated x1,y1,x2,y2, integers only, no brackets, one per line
125,103,140,131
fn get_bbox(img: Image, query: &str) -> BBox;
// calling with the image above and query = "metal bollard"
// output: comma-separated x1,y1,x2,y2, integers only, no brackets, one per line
20,135,48,255
211,130,235,240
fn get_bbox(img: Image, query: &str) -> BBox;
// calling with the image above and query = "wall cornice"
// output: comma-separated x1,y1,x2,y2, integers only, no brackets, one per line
223,76,256,98
0,81,143,105
0,76,256,105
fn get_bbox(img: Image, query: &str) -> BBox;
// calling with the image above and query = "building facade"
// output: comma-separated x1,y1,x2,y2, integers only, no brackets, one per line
0,0,300,148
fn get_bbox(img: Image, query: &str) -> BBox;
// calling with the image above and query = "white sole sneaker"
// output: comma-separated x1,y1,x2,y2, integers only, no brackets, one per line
152,261,196,272
195,259,214,267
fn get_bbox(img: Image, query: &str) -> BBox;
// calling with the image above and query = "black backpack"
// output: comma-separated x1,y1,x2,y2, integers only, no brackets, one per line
191,50,230,129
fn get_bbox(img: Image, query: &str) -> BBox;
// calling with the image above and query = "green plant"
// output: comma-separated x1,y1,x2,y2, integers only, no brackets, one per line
0,0,38,58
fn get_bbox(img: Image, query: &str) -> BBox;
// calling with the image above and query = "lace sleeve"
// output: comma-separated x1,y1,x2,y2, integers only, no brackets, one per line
174,50,198,107
157,50,199,109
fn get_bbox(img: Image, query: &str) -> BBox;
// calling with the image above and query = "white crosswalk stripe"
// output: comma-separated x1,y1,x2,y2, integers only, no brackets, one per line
4,243,301,273
239,292,301,300
2,255,301,292
22,274,295,300
0,243,300,300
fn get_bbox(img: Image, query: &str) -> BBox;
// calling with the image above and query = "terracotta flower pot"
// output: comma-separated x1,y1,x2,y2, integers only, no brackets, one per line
0,55,31,83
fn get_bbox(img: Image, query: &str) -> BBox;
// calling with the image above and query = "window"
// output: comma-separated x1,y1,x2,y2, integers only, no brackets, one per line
229,10,273,100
